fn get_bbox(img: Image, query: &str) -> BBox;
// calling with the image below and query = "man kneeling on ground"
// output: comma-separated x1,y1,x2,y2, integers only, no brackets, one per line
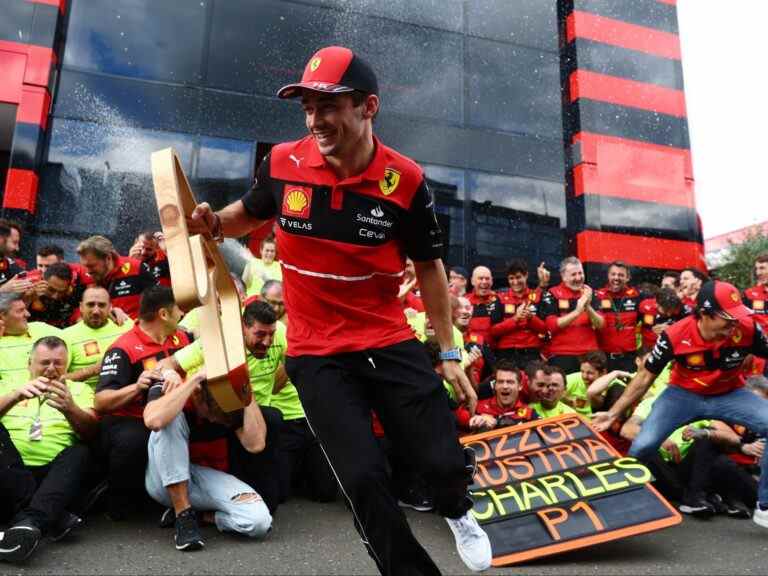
143,371,272,551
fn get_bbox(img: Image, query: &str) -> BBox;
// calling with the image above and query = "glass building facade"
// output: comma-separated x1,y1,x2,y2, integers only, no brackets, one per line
1,0,703,281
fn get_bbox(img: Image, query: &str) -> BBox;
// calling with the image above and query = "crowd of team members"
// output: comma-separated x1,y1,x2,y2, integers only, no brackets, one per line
0,218,767,563
401,253,768,520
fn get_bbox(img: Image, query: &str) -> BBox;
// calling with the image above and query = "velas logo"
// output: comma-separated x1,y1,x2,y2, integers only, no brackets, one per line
379,168,401,196
310,57,322,72
282,185,313,219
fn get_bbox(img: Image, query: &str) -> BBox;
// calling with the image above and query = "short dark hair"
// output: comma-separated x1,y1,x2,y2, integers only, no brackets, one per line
37,244,65,259
44,262,73,282
656,287,681,311
578,351,607,373
494,359,520,381
32,335,68,354
0,219,22,234
243,300,277,327
662,270,680,284
544,364,567,383
0,224,10,239
756,252,768,265
138,285,176,321
506,258,529,277
608,261,631,276
682,267,709,282
525,360,549,381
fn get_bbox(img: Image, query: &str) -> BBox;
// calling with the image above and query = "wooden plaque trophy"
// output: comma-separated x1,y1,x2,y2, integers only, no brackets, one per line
151,148,251,412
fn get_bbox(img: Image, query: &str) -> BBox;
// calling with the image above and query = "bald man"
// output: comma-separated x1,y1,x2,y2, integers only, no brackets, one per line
466,266,500,345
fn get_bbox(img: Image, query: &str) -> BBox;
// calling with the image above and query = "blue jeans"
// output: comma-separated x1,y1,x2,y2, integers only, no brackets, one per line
630,385,768,504
145,413,272,538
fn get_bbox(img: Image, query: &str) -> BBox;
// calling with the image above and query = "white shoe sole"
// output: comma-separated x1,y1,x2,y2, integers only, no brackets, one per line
753,510,768,529
446,518,492,572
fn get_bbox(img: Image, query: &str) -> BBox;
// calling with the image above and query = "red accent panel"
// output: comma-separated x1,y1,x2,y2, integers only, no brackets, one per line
571,133,694,208
17,86,50,129
0,50,26,104
566,11,681,60
3,169,39,212
573,132,693,179
569,70,686,118
0,41,55,90
576,231,705,270
29,0,67,10
656,0,676,5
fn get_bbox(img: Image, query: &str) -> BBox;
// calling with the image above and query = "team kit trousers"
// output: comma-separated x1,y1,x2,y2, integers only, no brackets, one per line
630,385,768,505
286,339,474,576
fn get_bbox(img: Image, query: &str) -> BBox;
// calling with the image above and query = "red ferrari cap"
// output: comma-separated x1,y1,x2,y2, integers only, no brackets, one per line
277,46,378,99
697,280,752,321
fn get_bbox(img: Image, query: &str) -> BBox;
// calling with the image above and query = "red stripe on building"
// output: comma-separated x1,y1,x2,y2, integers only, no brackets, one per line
3,169,39,212
572,132,693,179
656,0,677,5
28,0,67,12
17,86,51,130
569,70,686,118
576,231,705,270
566,11,681,60
0,40,55,90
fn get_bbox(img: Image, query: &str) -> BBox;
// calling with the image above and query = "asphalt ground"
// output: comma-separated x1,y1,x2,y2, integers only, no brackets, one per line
5,498,767,575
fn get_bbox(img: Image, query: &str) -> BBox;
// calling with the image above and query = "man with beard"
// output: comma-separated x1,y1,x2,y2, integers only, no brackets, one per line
468,360,538,432
128,231,171,287
467,265,498,343
63,286,133,390
27,263,85,329
539,256,604,374
0,223,25,290
527,364,576,419
639,288,687,350
595,261,642,372
593,281,768,529
159,300,284,515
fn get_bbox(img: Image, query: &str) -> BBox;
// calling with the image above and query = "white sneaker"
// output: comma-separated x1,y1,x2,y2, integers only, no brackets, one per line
753,506,768,529
445,511,492,572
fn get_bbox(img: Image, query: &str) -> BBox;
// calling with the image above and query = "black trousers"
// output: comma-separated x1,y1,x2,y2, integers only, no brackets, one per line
286,339,472,576
493,347,542,371
100,415,150,502
228,405,283,515
276,417,337,504
0,424,91,533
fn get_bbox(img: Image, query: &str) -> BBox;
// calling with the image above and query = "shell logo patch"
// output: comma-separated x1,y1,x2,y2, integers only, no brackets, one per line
143,357,158,370
558,299,570,310
644,314,655,325
310,57,322,72
282,185,312,219
379,168,401,196
754,300,765,310
84,341,100,356
470,334,478,342
601,299,612,309
686,353,705,367
505,304,516,314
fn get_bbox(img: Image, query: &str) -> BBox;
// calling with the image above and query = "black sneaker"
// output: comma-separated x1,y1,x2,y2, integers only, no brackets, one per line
679,497,716,518
82,480,109,516
706,493,728,515
723,498,751,519
174,509,204,552
397,488,435,513
0,525,42,563
50,513,83,543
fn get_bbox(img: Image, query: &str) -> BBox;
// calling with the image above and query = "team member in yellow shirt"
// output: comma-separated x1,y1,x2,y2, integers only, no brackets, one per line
242,237,282,298
0,336,98,563
0,293,61,385
63,286,133,389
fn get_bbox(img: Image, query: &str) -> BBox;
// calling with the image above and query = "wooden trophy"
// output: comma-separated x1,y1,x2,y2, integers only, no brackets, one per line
151,147,251,412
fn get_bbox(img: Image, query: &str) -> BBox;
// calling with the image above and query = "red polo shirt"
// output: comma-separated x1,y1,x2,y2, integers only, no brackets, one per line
102,255,157,319
490,288,546,350
539,284,600,356
241,136,443,356
595,285,641,354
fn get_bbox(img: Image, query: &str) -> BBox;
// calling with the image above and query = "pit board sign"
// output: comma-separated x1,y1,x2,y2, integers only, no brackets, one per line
461,414,681,566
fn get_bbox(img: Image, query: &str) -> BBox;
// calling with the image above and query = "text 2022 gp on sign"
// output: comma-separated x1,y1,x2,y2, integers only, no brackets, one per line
460,414,681,566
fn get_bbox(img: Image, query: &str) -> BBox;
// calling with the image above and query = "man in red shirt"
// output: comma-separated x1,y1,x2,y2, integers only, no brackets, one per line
467,265,499,344
490,258,546,369
77,236,156,320
679,267,708,314
129,230,171,287
539,256,604,374
595,261,642,371
593,280,768,529
639,287,686,349
467,360,538,432
744,252,768,377
95,286,191,520
187,46,489,574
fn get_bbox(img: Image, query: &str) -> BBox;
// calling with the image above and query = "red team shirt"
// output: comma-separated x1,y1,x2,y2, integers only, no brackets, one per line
539,283,600,357
595,286,641,354
240,135,443,356
490,288,546,350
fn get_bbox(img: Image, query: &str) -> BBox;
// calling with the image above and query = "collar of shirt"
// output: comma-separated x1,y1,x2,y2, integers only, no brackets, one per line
305,135,388,183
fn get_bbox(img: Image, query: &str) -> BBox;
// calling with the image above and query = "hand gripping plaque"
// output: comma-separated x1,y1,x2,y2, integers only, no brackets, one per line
151,148,251,412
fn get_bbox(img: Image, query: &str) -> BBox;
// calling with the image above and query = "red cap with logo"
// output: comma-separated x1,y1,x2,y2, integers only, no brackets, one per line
277,46,378,99
697,280,753,320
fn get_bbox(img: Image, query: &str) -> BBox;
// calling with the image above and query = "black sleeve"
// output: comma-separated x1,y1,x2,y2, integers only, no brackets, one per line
140,261,156,288
538,290,556,319
96,347,133,392
240,154,277,220
645,332,674,374
482,345,496,380
751,322,768,359
402,179,443,262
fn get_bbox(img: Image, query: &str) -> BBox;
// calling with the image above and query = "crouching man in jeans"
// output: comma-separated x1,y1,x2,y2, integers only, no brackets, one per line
143,371,272,551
